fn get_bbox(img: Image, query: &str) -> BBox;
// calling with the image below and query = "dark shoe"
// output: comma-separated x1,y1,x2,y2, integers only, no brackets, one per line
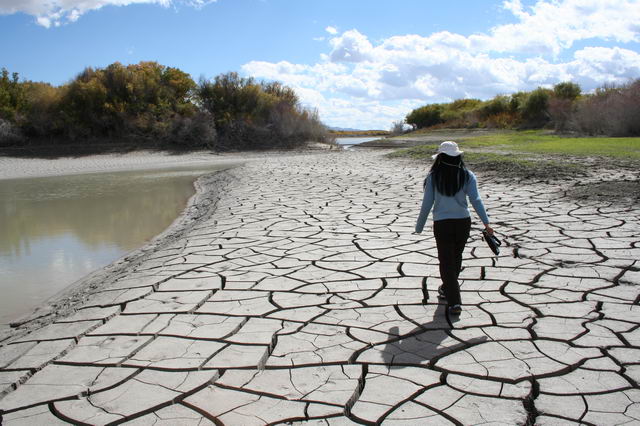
438,286,446,299
448,304,462,315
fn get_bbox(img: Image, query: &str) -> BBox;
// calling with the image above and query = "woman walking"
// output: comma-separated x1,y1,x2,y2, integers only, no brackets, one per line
415,141,494,315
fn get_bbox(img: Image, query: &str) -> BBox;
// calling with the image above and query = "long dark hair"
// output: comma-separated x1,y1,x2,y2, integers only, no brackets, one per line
426,153,469,196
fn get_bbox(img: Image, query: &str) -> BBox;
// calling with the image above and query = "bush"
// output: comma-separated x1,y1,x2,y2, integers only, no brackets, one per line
0,118,23,145
573,79,640,136
0,68,26,121
520,88,551,126
58,62,198,141
553,81,581,100
478,96,510,120
548,97,574,132
167,112,217,148
197,72,330,150
389,120,406,135
405,104,444,129
484,112,518,129
20,82,64,138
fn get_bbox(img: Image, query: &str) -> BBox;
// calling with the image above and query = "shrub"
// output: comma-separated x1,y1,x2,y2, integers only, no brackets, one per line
0,118,23,145
520,88,551,126
197,72,329,150
484,112,519,129
0,68,26,121
478,96,510,120
389,120,407,135
505,92,525,116
449,98,482,111
548,97,574,132
405,104,444,129
51,62,200,142
20,81,64,137
553,81,581,100
573,79,640,136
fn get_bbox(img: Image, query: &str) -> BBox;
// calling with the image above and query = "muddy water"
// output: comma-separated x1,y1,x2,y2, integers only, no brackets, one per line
0,165,231,324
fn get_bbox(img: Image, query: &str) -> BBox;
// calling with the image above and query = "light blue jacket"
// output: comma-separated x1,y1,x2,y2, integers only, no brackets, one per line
415,170,489,233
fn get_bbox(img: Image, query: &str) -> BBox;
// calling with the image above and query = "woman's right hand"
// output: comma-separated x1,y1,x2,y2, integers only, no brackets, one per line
484,223,494,235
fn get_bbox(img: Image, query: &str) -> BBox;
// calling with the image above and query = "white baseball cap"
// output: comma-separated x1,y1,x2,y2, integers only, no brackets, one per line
432,141,463,159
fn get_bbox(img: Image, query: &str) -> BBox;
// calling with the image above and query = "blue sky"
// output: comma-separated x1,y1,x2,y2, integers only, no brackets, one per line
1,0,639,129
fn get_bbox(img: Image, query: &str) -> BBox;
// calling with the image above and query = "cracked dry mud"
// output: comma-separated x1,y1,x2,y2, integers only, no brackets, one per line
1,149,639,425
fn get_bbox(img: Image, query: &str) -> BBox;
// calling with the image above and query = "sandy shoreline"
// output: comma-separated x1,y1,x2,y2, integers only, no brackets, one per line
0,142,339,181
0,150,247,181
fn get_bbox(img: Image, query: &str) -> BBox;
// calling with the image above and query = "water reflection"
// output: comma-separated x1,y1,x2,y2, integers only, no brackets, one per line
0,166,230,324
335,137,381,147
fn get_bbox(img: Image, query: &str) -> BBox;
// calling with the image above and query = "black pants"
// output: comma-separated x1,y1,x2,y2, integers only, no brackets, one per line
433,217,471,306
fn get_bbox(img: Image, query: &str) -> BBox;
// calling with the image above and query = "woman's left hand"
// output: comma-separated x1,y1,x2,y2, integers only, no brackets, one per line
484,224,494,235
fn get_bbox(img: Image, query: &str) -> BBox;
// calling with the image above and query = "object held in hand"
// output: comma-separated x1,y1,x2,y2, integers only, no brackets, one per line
482,229,501,255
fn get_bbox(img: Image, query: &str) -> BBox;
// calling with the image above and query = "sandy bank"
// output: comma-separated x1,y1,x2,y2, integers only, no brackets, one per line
0,150,247,180
0,142,338,181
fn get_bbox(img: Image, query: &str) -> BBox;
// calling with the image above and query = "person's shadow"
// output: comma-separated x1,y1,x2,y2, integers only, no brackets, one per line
379,303,487,368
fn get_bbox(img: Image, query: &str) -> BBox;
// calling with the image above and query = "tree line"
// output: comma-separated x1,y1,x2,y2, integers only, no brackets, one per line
403,79,640,137
0,62,331,150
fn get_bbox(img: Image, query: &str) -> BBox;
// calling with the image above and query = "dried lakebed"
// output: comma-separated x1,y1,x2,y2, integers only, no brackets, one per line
1,149,639,425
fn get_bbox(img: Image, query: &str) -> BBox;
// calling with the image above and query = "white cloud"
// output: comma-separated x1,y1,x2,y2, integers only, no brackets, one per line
329,29,374,63
472,0,640,56
243,0,640,129
325,26,338,35
0,0,215,27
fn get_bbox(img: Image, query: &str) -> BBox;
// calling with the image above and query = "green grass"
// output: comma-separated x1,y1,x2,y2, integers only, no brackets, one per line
387,144,438,159
463,130,640,159
389,130,640,161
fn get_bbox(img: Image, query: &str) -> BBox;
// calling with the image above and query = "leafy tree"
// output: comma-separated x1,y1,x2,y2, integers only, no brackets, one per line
553,81,581,100
2,62,329,149
405,104,444,129
21,81,63,137
478,95,510,119
0,68,26,121
520,88,551,125
196,72,329,150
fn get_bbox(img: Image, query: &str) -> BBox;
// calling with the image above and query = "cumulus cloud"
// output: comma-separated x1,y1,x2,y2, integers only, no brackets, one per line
471,0,640,56
0,0,215,27
325,26,338,35
244,0,640,128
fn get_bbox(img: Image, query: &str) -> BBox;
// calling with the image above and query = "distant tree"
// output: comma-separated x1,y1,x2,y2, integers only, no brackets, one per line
520,88,551,126
57,61,201,142
389,120,406,135
549,82,580,132
478,95,510,119
21,81,63,137
405,104,444,129
196,72,329,150
508,92,527,114
573,79,640,136
553,81,581,100
0,68,26,121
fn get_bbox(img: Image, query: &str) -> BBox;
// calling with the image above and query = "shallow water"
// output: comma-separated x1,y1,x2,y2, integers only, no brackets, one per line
0,165,231,324
335,136,381,146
